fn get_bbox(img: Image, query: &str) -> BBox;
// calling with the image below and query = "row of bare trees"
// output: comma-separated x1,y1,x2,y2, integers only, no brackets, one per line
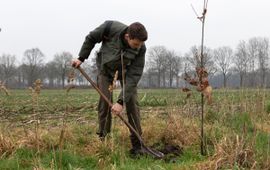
0,48,74,88
215,37,269,88
141,46,182,88
142,36,270,88
1,36,270,89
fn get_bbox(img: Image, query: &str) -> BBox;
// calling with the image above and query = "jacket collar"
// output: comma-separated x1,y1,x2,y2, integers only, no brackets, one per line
119,27,129,49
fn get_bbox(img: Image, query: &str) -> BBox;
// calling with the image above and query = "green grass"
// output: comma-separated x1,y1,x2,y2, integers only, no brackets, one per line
255,132,270,159
0,146,206,170
225,112,255,133
0,88,270,169
0,159,20,170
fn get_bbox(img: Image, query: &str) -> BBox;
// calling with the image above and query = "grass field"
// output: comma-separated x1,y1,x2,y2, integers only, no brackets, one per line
0,88,270,169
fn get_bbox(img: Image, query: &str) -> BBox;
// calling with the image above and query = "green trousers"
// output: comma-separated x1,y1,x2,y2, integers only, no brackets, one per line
97,73,142,149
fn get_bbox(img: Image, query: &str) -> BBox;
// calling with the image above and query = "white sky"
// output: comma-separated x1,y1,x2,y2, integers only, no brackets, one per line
1,0,270,63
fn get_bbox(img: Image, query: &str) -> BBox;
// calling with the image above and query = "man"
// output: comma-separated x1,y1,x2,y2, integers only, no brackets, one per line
72,20,148,156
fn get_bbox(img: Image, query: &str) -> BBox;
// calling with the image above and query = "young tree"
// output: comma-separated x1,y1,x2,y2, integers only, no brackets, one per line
185,46,216,76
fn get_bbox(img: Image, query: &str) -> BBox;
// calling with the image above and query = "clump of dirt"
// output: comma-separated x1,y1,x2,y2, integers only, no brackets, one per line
151,141,183,162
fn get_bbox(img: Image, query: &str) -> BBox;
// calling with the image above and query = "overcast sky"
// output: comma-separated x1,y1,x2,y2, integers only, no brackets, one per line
1,0,270,63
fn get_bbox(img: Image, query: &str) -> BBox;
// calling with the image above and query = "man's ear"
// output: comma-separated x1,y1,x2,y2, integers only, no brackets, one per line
124,33,129,40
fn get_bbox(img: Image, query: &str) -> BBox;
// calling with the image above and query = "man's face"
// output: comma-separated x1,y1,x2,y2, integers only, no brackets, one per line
125,34,144,49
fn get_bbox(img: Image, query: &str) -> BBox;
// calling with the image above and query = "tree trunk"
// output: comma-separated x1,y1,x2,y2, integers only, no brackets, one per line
162,72,166,87
62,74,65,89
223,73,227,88
240,74,243,88
158,70,161,88
49,78,54,88
176,75,179,87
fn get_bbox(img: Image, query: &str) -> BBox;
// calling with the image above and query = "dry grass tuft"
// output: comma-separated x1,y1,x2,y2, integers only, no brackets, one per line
66,84,75,93
141,111,166,145
0,126,77,154
0,81,10,96
67,69,75,83
16,128,48,150
66,69,76,93
195,134,256,170
0,133,15,157
141,109,199,148
33,79,42,95
255,122,270,134
82,136,103,155
162,113,199,146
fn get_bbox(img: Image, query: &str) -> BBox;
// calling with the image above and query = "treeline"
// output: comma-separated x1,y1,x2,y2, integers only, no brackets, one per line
1,36,270,89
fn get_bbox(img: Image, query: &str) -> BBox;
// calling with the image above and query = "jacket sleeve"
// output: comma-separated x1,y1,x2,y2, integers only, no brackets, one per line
78,21,108,62
118,45,146,102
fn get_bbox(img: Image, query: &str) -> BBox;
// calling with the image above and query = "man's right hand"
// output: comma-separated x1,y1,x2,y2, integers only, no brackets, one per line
71,59,82,68
111,103,123,115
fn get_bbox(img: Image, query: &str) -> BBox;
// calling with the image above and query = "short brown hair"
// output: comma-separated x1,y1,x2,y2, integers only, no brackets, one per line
127,22,148,41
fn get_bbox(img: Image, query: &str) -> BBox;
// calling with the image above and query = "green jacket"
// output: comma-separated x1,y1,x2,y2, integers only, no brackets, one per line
78,20,146,102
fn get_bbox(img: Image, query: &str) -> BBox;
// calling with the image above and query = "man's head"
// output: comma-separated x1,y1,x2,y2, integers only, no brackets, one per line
125,22,148,49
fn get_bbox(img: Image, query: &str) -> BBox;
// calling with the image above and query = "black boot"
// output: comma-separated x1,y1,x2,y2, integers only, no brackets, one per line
96,132,105,142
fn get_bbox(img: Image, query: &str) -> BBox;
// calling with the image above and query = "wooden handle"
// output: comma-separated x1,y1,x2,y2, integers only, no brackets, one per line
77,66,145,145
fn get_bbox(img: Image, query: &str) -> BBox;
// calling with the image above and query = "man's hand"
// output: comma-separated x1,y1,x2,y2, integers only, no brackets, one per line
71,59,82,68
111,103,123,114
